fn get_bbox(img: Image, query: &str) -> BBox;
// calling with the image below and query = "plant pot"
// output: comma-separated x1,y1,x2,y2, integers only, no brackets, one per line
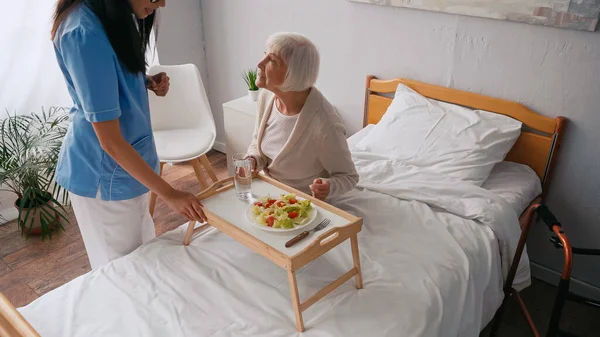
14,194,60,236
248,89,259,102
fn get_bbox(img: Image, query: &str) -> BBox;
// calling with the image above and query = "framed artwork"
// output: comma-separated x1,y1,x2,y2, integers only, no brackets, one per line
348,0,600,32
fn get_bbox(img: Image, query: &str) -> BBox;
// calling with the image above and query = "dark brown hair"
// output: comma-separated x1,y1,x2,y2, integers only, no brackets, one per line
51,0,156,74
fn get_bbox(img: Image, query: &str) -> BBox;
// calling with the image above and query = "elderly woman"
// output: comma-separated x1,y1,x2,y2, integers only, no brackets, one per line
246,32,358,200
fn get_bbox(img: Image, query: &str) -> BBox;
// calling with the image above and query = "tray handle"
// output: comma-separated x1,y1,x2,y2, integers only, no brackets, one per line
195,176,235,201
295,222,361,260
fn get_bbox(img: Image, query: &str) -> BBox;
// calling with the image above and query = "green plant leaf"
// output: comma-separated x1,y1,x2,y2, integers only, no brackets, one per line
18,191,31,231
39,211,50,241
242,68,259,91
1,107,70,239
47,197,69,226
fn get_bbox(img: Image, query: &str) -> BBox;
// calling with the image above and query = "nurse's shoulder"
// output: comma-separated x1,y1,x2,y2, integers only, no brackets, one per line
53,4,107,47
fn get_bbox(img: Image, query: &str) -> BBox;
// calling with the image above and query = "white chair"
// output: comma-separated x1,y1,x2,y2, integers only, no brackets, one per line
147,63,218,216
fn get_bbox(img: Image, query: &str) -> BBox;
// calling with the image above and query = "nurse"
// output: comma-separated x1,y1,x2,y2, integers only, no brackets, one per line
51,0,206,269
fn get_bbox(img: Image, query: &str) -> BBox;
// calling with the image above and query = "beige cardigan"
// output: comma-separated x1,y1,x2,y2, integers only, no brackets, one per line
247,88,359,198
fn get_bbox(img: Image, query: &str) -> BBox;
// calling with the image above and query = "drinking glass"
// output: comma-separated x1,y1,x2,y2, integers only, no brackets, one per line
232,153,252,200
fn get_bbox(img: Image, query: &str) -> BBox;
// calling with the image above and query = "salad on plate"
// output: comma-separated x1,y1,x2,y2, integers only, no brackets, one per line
251,194,313,229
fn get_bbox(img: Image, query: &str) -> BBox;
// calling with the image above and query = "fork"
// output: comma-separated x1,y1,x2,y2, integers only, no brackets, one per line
285,218,331,248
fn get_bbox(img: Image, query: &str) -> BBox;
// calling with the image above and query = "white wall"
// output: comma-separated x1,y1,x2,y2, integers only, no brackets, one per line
155,0,208,91
0,2,72,118
200,0,600,292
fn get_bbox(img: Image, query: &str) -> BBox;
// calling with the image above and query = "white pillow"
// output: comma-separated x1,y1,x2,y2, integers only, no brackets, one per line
482,161,542,215
347,124,376,149
355,84,522,186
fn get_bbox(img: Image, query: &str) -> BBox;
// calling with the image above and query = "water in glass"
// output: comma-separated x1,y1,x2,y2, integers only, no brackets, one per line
233,154,252,200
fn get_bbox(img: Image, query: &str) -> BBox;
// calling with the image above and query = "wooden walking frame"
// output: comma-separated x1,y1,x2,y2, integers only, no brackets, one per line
183,174,363,332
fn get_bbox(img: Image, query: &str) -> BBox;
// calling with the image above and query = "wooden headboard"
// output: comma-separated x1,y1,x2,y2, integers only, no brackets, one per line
363,76,566,194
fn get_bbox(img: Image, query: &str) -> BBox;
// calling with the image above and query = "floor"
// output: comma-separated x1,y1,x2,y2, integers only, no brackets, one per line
479,278,600,336
0,150,598,336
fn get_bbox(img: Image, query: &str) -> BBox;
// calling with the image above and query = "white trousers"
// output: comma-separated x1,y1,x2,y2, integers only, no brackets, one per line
70,191,156,270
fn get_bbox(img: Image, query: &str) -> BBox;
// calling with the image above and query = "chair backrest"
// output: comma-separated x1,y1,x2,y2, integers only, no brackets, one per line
147,63,215,133
0,293,40,337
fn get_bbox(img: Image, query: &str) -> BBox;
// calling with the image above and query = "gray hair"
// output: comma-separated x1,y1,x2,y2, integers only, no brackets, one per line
266,32,320,92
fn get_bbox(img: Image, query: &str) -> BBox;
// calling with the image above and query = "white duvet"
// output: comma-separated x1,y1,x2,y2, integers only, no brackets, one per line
351,150,530,288
18,150,531,337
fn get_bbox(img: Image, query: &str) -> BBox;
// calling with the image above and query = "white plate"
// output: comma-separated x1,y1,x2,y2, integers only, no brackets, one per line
244,199,318,233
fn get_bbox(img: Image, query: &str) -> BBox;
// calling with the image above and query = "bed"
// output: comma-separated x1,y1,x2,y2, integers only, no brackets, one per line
4,77,565,337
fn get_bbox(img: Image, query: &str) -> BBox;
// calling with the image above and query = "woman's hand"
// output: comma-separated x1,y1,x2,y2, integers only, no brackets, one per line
248,156,258,174
161,188,207,223
146,72,170,96
236,156,257,178
310,178,330,200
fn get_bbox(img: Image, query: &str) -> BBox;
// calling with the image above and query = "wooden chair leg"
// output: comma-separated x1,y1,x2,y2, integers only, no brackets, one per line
287,269,304,332
149,162,166,216
199,154,218,183
351,234,363,289
191,158,208,190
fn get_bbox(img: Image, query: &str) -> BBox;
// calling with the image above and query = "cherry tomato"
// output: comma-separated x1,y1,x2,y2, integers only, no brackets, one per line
266,216,275,227
254,202,263,207
277,201,286,207
288,211,299,219
289,198,298,204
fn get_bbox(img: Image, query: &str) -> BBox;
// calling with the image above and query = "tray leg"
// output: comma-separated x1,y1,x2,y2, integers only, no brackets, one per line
183,221,212,245
184,220,196,246
351,234,363,289
287,269,304,332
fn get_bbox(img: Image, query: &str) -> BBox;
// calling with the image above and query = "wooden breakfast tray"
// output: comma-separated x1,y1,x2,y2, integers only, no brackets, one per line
183,174,363,332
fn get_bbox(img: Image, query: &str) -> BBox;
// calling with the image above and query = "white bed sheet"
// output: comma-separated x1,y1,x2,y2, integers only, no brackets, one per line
18,197,505,337
17,126,534,337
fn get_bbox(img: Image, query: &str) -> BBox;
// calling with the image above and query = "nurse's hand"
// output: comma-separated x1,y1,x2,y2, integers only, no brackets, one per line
162,188,207,223
146,72,170,97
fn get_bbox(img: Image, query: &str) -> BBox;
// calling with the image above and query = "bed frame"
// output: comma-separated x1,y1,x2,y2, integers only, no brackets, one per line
0,293,39,337
364,75,568,337
0,76,570,337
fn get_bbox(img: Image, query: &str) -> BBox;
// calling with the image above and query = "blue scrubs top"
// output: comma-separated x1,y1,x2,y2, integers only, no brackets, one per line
53,4,160,201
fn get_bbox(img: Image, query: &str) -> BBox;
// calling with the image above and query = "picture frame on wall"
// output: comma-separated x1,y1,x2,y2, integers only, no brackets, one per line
348,0,600,32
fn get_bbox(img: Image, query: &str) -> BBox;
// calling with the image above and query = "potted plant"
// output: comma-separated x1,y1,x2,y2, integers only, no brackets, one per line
242,68,259,101
0,107,70,239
